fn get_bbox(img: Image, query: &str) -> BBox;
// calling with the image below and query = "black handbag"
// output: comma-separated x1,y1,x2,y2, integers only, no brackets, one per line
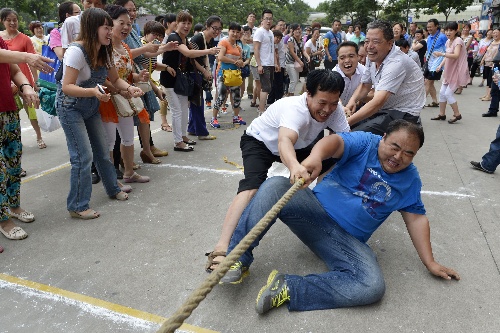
174,69,194,96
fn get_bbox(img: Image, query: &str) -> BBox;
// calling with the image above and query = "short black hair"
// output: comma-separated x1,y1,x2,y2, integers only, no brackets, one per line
395,39,410,48
261,9,272,19
206,15,222,29
104,4,128,20
272,29,283,38
385,119,425,148
444,21,458,31
306,69,345,97
228,21,241,31
337,41,359,56
194,23,203,32
427,18,439,27
367,20,393,42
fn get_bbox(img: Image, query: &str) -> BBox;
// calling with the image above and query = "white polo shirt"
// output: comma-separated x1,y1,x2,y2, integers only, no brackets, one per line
334,63,366,106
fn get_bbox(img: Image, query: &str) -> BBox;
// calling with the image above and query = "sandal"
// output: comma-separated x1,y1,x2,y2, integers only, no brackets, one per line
198,135,217,140
37,139,47,149
0,225,28,240
20,169,27,177
118,182,132,193
431,114,446,120
174,144,194,152
250,101,257,107
69,209,100,220
111,191,128,201
205,251,227,273
161,123,173,132
425,102,439,107
183,139,197,145
123,172,150,183
448,114,462,124
454,87,462,94
140,151,161,164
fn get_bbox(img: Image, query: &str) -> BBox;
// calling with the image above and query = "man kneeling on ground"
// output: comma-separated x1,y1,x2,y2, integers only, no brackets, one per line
222,119,460,314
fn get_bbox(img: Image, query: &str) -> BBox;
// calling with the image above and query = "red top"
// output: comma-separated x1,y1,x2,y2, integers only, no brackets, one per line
0,37,17,112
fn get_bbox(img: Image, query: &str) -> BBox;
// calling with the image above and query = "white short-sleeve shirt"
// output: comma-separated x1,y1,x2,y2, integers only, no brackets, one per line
334,63,366,105
61,15,81,49
63,45,91,84
253,27,275,66
245,93,350,155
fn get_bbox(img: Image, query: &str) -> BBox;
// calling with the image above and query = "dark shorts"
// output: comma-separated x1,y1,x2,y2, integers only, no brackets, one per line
237,132,336,193
259,66,274,93
423,69,442,81
351,109,421,136
323,59,338,70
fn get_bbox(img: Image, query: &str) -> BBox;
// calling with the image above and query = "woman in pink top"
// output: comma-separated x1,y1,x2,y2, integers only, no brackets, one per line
431,22,469,124
0,8,46,148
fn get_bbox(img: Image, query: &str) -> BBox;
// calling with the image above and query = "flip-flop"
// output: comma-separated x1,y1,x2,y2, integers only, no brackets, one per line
161,123,173,132
183,139,197,145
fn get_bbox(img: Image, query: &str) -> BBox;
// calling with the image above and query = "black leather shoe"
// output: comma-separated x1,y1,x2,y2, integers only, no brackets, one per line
91,171,101,184
470,161,494,174
115,168,123,180
482,112,498,117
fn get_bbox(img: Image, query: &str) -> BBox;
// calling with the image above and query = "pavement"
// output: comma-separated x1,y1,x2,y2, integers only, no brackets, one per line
1,80,500,333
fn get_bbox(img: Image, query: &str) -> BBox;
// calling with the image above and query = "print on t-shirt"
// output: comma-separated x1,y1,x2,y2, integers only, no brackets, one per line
353,168,392,218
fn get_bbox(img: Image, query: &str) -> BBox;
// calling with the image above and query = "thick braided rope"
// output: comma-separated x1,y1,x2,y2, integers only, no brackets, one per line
156,178,305,333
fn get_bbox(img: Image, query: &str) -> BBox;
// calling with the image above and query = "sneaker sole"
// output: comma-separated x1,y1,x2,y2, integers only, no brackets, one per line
219,269,250,285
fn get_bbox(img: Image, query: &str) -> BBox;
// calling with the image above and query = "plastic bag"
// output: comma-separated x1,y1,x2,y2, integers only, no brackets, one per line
35,108,61,132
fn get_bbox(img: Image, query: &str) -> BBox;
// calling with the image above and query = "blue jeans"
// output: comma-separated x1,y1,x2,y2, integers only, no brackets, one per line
481,123,500,172
187,101,209,136
56,92,120,212
227,176,386,311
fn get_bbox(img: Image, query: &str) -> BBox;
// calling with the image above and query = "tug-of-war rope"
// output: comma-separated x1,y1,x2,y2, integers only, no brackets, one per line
156,178,305,333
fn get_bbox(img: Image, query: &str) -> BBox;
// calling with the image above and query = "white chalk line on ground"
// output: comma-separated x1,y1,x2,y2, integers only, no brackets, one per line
0,279,158,331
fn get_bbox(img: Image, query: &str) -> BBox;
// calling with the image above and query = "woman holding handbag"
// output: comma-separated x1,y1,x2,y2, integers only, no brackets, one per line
99,5,152,183
210,22,246,129
285,24,308,96
159,11,219,152
56,8,144,219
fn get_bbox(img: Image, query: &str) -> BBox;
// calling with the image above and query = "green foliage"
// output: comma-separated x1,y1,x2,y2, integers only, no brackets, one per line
141,0,311,26
423,0,474,22
321,0,379,28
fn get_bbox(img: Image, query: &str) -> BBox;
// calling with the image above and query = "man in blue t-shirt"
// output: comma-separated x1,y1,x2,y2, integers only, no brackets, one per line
424,19,447,107
222,120,460,314
323,19,344,70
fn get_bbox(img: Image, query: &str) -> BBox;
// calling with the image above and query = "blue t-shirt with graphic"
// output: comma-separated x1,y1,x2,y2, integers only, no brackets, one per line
313,132,426,243
425,31,448,71
324,30,342,61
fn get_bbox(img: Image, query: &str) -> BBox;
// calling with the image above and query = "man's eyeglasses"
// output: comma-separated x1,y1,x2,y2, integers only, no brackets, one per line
211,26,222,32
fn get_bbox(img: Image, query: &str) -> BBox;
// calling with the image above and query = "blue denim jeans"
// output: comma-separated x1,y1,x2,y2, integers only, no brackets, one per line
481,123,500,172
227,176,386,311
56,92,121,211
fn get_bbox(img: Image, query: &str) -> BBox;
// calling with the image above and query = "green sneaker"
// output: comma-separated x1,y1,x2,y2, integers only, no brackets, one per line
219,261,249,284
255,270,290,314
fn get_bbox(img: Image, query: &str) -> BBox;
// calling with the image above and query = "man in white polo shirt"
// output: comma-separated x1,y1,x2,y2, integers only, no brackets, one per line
345,20,425,136
333,41,366,107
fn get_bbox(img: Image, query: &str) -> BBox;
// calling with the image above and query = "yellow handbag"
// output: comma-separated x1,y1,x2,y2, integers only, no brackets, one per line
223,69,243,87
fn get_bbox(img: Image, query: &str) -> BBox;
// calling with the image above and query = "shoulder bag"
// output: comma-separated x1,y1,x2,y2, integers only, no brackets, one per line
111,93,144,117
173,35,195,96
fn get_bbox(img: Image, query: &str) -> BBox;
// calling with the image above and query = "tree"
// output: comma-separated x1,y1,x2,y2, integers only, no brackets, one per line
322,0,379,28
422,0,474,23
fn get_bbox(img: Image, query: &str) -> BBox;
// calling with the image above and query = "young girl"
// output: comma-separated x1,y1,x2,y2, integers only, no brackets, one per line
431,22,468,124
56,8,143,219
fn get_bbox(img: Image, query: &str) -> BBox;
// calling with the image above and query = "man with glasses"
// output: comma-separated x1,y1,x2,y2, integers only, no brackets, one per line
344,20,425,136
253,9,277,115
